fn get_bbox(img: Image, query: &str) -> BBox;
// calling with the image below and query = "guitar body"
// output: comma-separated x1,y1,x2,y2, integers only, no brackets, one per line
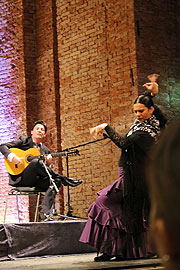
4,148,41,175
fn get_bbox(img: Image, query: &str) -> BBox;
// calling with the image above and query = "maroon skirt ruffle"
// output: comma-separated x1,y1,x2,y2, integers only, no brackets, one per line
79,168,155,258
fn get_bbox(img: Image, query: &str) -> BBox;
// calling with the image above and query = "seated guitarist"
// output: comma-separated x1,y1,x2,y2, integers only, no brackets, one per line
0,120,82,221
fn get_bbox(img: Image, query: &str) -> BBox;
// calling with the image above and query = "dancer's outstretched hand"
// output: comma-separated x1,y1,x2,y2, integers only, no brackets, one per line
90,123,108,139
143,74,159,96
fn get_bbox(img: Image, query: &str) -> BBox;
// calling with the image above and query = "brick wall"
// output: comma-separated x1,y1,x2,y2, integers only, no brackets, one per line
0,0,179,222
134,0,180,120
34,0,64,214
56,0,138,217
0,0,29,223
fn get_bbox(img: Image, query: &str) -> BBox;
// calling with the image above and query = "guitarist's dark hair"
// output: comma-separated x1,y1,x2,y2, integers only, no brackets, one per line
32,120,47,133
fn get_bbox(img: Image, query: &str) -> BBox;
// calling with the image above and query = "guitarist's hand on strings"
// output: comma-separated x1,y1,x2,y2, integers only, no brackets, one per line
12,155,22,165
45,154,52,166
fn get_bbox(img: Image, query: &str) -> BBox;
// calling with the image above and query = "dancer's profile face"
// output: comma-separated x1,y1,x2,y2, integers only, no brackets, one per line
133,103,154,122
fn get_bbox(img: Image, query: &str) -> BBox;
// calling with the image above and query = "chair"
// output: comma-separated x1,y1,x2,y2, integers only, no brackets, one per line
4,187,45,223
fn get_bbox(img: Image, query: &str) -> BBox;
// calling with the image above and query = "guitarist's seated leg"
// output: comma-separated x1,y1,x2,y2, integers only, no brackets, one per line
15,159,47,187
14,159,82,221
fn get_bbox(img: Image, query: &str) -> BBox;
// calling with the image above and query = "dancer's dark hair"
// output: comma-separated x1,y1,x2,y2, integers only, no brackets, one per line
134,91,167,129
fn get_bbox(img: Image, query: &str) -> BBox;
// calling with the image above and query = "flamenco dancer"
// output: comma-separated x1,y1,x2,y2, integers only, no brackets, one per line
80,74,167,261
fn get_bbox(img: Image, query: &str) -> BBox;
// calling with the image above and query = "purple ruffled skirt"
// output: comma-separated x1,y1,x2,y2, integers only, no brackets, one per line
79,167,155,258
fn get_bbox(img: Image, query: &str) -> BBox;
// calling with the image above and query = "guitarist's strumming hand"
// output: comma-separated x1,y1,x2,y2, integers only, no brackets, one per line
12,155,22,165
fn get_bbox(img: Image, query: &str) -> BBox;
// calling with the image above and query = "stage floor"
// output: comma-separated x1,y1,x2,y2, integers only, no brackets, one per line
0,220,163,269
0,220,95,260
0,253,163,270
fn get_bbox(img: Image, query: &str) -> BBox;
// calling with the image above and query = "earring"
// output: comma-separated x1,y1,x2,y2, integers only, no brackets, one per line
162,254,170,263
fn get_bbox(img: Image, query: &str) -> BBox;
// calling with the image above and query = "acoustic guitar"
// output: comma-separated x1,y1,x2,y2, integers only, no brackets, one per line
4,148,67,175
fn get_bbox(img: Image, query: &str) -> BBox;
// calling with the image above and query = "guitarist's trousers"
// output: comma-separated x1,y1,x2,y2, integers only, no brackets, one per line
14,159,64,214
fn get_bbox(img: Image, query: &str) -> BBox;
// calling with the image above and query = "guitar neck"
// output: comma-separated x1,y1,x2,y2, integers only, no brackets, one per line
28,151,67,161
51,152,67,158
5,148,69,175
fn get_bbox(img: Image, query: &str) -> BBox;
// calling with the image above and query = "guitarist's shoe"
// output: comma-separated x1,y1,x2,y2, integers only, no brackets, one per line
40,212,54,222
62,177,83,187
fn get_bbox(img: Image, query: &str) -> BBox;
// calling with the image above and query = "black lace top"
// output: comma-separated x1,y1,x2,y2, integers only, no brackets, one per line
104,118,160,229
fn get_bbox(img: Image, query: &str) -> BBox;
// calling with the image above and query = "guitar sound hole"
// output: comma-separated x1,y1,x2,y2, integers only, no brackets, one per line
26,155,33,163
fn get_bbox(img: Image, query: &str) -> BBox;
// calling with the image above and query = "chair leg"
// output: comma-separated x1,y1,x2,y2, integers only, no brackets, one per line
3,194,9,223
34,193,41,222
16,193,20,223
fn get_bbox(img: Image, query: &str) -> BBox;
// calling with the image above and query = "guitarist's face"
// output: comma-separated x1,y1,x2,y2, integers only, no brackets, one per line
31,124,46,143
